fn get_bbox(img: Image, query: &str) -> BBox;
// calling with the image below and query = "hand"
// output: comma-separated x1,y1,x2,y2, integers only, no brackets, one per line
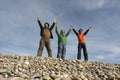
37,17,40,21
70,25,74,30
53,17,56,23
88,27,92,30
55,21,58,27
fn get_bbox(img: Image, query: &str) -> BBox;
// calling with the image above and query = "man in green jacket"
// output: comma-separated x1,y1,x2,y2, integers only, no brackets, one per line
55,22,73,59
37,17,55,57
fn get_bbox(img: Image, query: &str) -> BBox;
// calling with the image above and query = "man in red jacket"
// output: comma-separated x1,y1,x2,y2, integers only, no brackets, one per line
72,26,91,61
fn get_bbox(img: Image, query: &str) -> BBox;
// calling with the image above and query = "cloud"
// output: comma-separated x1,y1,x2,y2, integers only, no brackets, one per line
87,36,120,63
79,0,105,10
95,55,105,60
76,0,120,10
0,0,120,64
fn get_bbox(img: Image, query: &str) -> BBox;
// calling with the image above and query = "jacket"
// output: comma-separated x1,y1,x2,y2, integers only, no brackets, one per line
37,20,55,39
55,26,71,43
73,28,89,43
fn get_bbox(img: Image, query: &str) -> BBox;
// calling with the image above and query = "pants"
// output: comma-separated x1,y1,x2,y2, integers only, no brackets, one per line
77,43,88,61
37,38,52,57
57,42,66,59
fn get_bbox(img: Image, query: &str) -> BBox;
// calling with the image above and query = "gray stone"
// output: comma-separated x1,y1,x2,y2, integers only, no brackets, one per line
0,54,119,80
0,69,7,73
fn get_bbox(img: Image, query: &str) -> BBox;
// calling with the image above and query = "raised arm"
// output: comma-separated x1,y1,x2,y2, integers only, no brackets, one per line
65,26,73,37
50,18,56,30
50,22,55,30
84,27,91,35
55,22,60,36
37,17,43,29
72,26,78,36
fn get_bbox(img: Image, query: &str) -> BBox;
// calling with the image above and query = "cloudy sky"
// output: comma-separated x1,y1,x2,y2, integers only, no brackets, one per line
0,0,120,64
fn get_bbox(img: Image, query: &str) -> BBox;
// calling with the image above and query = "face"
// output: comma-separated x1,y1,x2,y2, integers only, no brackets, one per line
44,23,49,28
79,29,83,34
60,30,65,35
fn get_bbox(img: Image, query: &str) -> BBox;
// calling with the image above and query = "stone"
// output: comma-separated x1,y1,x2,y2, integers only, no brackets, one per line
116,74,120,80
0,75,4,80
43,75,50,80
0,54,119,80
9,77,24,80
0,69,7,73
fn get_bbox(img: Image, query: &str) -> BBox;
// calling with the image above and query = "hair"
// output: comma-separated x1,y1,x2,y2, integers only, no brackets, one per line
60,30,65,34
78,29,83,32
44,22,49,27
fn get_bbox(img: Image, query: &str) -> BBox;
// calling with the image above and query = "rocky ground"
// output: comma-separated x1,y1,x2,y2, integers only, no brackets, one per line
0,54,120,80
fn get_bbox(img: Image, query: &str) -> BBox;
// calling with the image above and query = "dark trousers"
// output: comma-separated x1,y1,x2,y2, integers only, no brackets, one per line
77,43,88,61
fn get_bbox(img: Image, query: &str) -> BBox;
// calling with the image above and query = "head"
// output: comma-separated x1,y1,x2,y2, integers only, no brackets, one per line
44,22,49,28
60,30,65,35
78,29,83,34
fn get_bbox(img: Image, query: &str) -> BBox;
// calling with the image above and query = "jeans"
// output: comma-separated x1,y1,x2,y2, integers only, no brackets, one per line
77,43,88,61
57,42,66,59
